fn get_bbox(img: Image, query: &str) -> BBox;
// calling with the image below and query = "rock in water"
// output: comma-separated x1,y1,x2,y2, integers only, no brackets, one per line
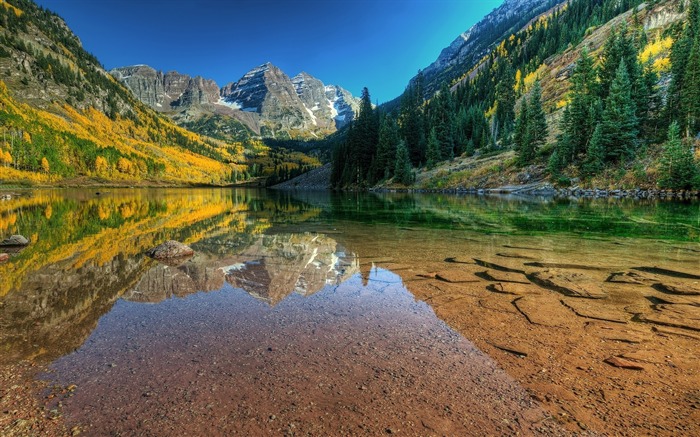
604,356,645,371
146,241,194,260
0,235,30,246
528,270,607,299
0,253,9,263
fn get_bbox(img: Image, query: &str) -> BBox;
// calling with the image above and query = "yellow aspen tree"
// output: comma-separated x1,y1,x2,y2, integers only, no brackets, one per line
95,156,108,173
41,157,50,173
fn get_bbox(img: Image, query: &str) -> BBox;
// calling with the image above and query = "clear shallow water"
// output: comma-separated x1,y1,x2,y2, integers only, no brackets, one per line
1,189,699,434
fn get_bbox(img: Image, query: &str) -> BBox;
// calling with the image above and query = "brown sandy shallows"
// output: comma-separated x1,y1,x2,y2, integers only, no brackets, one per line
349,228,700,436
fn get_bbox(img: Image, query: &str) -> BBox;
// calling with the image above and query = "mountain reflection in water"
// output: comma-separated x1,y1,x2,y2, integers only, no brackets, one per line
125,233,358,306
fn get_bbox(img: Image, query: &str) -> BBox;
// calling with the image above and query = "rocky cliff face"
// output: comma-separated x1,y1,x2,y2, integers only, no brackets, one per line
220,63,320,137
112,62,360,139
110,65,220,109
292,73,359,130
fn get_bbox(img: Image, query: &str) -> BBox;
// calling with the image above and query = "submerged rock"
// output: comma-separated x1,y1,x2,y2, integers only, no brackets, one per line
0,235,29,247
652,281,700,296
604,356,645,371
640,304,700,331
633,266,700,280
606,271,659,285
145,241,194,260
528,270,607,299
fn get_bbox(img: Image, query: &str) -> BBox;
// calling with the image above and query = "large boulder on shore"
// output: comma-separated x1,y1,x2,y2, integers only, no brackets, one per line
0,235,29,247
145,240,194,260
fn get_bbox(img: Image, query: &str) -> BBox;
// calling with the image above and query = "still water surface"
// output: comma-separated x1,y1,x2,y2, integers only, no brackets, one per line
1,189,698,435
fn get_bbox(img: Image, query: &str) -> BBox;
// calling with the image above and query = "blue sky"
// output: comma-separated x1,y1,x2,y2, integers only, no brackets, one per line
34,0,504,103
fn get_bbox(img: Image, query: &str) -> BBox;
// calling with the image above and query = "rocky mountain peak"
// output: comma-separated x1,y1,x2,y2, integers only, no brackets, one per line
112,62,360,139
110,66,220,110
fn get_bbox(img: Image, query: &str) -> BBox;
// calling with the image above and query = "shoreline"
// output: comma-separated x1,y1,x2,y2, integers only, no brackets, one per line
369,184,700,200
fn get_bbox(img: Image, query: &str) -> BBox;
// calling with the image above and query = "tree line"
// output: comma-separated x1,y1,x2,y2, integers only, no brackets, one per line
331,0,700,190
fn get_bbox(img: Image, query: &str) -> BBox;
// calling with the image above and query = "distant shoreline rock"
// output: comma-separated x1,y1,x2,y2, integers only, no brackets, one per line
0,235,30,247
369,185,700,200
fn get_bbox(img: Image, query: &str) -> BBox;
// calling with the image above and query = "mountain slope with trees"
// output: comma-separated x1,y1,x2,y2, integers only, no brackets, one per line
0,0,318,186
331,0,700,192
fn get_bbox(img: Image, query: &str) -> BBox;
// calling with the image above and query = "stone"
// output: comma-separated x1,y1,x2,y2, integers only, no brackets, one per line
434,270,481,283
606,271,659,285
528,270,607,299
473,258,525,274
477,269,530,284
524,262,608,271
604,356,645,370
0,234,29,246
640,304,700,331
0,253,9,263
496,252,537,260
652,281,700,296
487,340,529,357
561,298,629,323
486,282,540,296
513,295,573,327
145,240,194,260
633,266,700,280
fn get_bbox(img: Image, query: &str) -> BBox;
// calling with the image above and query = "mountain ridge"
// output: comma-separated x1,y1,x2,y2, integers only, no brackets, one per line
111,62,360,141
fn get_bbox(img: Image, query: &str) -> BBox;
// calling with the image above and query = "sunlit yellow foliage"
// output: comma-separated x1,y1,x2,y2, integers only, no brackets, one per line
496,40,508,57
640,36,673,64
0,213,17,231
654,57,671,73
95,156,108,174
22,131,31,143
0,80,239,185
44,205,52,219
523,64,547,94
97,205,110,220
0,166,51,183
0,0,23,16
556,98,570,109
1,150,11,166
485,103,497,119
119,202,135,219
41,157,50,173
116,157,133,174
514,69,523,93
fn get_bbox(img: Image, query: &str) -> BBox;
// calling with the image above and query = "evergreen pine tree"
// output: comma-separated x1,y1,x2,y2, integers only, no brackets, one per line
494,63,516,142
659,122,698,189
400,74,427,166
435,82,455,160
426,127,441,169
374,116,399,180
668,0,700,131
583,124,605,176
682,32,700,137
600,61,638,162
556,48,599,165
514,99,530,159
527,81,548,154
394,140,413,185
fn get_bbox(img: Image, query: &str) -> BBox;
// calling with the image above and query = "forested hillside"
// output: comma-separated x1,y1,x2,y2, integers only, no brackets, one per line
0,0,318,185
332,0,700,191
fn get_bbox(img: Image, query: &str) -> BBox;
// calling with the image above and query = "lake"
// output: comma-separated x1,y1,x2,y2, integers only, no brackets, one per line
1,188,699,435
